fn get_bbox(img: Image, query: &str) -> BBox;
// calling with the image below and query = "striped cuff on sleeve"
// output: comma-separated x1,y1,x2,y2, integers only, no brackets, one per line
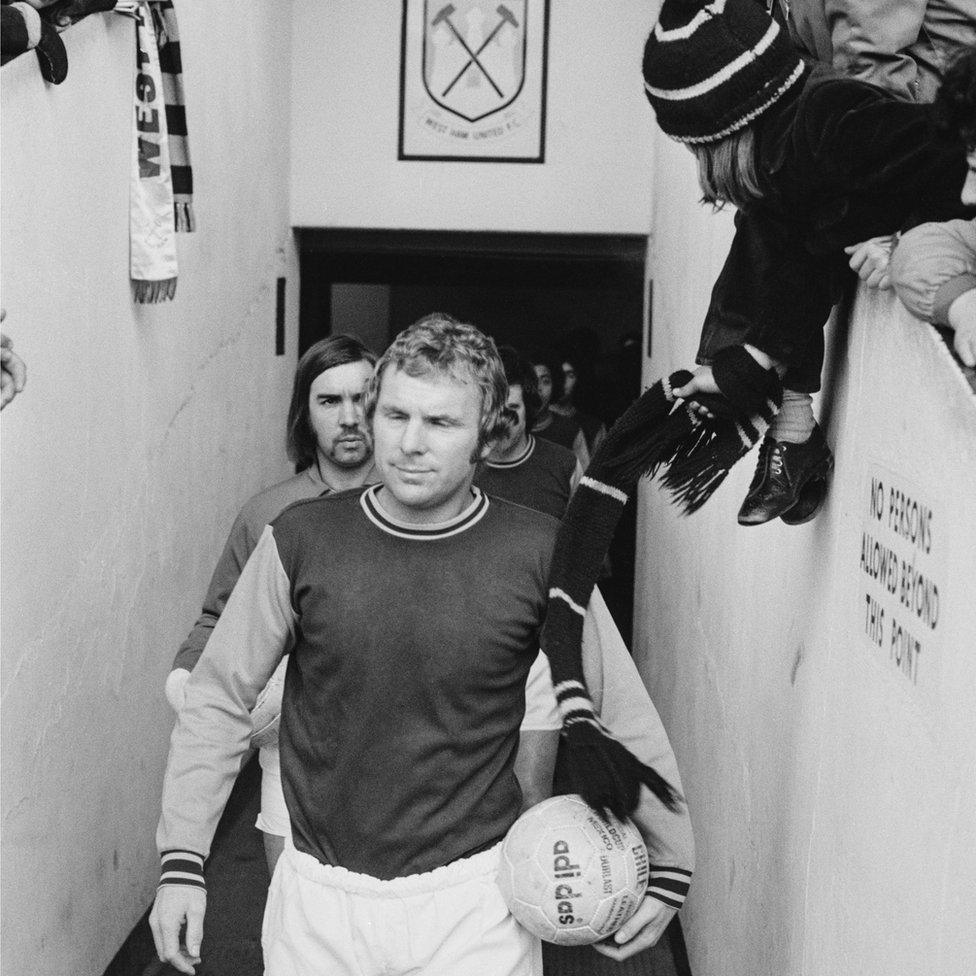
159,850,206,891
647,866,692,909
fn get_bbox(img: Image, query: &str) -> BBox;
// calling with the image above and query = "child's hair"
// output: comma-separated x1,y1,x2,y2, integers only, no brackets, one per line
690,126,764,211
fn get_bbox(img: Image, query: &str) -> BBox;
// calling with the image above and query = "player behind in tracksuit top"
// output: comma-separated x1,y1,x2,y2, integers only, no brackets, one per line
164,334,379,873
150,315,692,975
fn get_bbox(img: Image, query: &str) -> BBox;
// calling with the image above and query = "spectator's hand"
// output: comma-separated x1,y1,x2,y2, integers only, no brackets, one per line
947,288,976,367
844,236,895,289
149,885,205,975
1,315,27,410
592,897,677,961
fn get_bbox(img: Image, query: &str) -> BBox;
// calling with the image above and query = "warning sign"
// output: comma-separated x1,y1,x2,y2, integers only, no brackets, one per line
858,465,944,694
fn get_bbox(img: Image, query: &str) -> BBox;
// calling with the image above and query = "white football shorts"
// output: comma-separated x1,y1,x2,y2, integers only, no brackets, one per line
262,841,541,976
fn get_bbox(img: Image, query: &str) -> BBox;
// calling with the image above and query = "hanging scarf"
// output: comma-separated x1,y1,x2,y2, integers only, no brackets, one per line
154,1,194,232
118,1,194,302
541,346,782,819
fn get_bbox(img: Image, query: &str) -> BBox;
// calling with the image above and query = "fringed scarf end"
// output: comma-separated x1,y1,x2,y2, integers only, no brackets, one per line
133,278,177,304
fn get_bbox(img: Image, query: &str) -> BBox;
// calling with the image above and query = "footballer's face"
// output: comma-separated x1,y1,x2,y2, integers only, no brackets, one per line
308,361,374,471
534,364,553,409
491,384,528,459
372,366,488,524
562,362,576,399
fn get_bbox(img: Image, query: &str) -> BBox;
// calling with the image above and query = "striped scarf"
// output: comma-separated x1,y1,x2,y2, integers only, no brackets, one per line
118,1,194,303
154,1,194,232
542,346,782,819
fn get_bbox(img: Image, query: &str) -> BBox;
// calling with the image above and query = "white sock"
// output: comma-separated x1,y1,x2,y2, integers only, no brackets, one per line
769,390,814,444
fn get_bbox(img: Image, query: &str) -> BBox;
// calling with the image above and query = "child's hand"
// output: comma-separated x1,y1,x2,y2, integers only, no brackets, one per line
948,288,976,368
673,366,718,419
844,236,895,289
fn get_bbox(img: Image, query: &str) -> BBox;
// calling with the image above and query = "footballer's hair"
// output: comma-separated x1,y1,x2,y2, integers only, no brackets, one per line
287,334,377,471
365,313,508,452
498,345,543,432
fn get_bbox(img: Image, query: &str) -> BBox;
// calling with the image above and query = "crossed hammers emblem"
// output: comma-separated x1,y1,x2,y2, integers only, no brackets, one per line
431,3,520,99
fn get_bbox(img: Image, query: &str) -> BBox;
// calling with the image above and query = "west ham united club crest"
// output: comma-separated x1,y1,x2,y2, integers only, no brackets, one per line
399,0,549,161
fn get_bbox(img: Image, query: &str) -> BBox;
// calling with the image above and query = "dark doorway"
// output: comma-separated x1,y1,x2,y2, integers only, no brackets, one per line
298,228,646,359
298,229,647,642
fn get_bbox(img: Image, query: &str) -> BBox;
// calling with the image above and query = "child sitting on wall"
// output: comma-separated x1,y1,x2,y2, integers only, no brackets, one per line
641,0,973,526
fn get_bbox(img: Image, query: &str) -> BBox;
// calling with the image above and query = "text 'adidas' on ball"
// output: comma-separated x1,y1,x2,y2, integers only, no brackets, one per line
498,793,650,946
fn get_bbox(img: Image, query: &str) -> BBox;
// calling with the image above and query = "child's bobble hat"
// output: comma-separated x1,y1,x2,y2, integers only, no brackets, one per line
642,0,806,144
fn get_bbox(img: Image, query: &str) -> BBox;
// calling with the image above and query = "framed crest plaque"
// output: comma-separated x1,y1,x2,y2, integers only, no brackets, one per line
398,0,550,162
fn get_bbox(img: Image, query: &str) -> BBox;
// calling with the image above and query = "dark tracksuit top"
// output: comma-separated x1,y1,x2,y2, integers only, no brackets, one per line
475,435,582,520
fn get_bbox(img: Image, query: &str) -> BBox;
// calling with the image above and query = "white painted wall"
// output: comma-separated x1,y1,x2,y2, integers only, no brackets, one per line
290,2,656,233
0,7,296,975
637,132,976,976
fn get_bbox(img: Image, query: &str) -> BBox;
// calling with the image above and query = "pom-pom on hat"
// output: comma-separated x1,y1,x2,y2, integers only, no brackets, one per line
642,0,805,144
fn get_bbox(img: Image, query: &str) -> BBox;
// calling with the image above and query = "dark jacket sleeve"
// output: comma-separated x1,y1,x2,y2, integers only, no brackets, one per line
797,79,972,248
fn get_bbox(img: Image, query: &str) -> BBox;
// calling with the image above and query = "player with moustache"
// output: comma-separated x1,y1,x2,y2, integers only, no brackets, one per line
165,335,379,873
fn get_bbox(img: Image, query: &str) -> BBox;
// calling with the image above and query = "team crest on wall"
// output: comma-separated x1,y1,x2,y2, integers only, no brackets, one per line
399,0,549,162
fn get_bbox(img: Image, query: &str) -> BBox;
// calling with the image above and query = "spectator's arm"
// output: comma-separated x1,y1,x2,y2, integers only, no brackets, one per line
890,219,976,324
821,0,927,100
947,290,976,368
937,276,976,328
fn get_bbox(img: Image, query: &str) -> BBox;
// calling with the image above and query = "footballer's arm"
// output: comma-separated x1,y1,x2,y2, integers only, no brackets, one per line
151,526,296,973
581,589,695,960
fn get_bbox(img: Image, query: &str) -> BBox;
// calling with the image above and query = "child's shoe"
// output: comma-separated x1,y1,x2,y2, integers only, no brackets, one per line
780,463,833,525
737,425,832,526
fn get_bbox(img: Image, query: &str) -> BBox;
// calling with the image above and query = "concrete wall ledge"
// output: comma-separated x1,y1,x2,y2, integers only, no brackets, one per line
635,285,976,976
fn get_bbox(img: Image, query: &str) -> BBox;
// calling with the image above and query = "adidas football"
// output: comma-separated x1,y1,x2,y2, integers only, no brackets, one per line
498,793,649,946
